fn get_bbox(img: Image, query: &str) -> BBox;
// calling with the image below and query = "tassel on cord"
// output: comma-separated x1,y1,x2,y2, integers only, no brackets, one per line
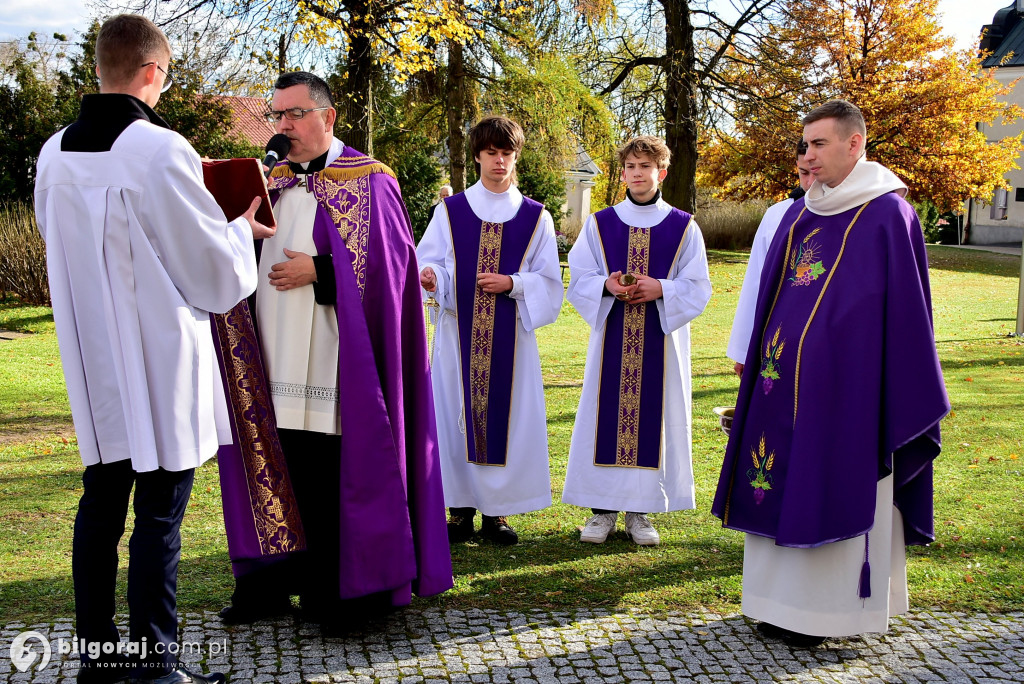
859,533,872,599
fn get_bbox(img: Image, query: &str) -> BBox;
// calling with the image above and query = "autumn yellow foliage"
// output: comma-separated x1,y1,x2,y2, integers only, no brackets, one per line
699,0,1022,212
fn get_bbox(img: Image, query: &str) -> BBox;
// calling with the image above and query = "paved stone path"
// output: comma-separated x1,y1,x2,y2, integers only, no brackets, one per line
3,608,1022,683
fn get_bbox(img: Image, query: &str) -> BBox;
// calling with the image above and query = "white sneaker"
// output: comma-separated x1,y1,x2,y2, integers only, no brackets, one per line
580,512,617,543
625,512,660,546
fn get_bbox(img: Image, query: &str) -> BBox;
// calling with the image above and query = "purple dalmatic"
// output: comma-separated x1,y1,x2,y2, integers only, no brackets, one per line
217,147,453,605
447,193,543,466
593,206,691,469
712,193,949,553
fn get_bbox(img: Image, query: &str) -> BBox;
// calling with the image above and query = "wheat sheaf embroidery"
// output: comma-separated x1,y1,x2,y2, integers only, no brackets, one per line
746,434,776,505
759,325,786,395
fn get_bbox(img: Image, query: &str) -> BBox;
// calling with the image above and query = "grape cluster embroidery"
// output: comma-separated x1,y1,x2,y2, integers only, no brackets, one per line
746,434,776,505
759,325,785,395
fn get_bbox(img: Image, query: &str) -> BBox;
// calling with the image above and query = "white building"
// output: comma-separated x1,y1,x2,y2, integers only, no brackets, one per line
562,146,601,236
968,1,1024,245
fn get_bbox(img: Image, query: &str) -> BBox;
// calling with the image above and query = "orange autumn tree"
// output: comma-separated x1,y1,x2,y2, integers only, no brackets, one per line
700,0,1022,212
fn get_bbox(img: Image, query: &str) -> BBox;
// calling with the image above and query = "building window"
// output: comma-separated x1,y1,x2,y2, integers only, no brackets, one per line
990,187,1008,220
1015,188,1024,202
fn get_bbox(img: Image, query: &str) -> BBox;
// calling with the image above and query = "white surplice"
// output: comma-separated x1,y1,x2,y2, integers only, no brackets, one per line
726,197,793,363
740,159,912,637
416,181,563,515
562,197,712,513
743,476,908,637
35,120,257,473
257,138,343,435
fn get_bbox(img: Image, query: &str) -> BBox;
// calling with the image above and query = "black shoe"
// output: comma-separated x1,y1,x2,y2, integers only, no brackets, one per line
313,592,396,637
129,666,225,683
480,515,519,545
447,507,476,543
782,631,827,648
217,599,292,625
755,621,789,640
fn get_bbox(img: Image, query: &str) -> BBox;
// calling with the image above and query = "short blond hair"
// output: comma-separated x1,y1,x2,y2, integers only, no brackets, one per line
617,136,671,169
96,15,171,89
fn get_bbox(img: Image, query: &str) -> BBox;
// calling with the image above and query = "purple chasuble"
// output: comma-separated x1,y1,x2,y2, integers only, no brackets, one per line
711,193,949,552
218,146,453,604
446,192,543,466
593,206,691,469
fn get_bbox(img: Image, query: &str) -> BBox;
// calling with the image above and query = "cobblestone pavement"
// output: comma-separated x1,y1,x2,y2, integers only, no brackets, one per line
3,608,1023,683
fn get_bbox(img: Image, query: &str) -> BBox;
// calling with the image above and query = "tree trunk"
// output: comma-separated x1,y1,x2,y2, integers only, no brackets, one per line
341,5,374,155
661,0,698,214
446,37,467,191
605,154,620,206
277,33,287,74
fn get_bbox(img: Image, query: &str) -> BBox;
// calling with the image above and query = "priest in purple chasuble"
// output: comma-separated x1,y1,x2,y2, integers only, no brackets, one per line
711,100,949,647
417,116,563,546
563,136,712,547
215,71,452,630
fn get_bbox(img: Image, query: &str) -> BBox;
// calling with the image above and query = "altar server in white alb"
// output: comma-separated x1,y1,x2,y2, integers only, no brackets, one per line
563,136,711,547
418,116,563,546
34,14,271,684
726,142,813,375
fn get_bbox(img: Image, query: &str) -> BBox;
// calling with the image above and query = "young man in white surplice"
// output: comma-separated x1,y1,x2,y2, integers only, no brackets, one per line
418,116,562,547
563,136,711,547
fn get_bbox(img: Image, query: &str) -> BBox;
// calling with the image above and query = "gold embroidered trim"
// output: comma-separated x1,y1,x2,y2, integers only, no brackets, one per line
268,160,396,181
793,201,871,424
468,221,503,462
214,304,303,555
615,225,652,467
311,174,372,300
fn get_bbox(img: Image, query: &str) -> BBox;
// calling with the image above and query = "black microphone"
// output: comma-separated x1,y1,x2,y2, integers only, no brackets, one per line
262,133,291,178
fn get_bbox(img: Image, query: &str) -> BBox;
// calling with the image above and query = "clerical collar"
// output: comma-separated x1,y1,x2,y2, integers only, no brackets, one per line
62,93,170,153
626,189,661,206
288,149,330,175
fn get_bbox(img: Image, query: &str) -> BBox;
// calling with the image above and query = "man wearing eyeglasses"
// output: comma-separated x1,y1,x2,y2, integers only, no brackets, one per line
216,71,452,634
34,14,272,684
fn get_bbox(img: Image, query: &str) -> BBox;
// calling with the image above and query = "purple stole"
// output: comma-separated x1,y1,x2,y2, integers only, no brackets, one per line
593,206,691,469
447,193,543,466
213,302,306,561
712,193,948,573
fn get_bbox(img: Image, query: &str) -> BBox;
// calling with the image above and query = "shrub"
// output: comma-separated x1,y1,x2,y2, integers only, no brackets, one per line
696,198,770,250
913,199,942,243
0,202,49,305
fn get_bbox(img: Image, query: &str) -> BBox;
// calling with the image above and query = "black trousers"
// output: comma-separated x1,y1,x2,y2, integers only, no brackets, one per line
232,428,342,610
73,459,194,677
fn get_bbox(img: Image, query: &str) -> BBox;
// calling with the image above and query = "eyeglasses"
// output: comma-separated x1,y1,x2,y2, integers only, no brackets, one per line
265,107,329,123
140,62,173,93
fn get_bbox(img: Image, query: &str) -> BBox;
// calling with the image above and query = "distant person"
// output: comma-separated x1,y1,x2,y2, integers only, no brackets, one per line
711,100,949,647
427,184,454,223
217,71,452,633
417,116,562,545
562,135,712,546
34,13,269,684
727,142,813,375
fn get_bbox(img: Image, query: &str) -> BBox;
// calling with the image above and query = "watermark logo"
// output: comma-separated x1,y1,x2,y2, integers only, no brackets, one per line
9,630,52,673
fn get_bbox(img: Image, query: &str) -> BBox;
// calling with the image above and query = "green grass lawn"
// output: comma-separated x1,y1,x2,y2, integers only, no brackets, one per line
1,246,1022,624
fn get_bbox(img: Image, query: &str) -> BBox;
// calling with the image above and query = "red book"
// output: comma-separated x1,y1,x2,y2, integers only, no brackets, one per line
201,158,277,229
